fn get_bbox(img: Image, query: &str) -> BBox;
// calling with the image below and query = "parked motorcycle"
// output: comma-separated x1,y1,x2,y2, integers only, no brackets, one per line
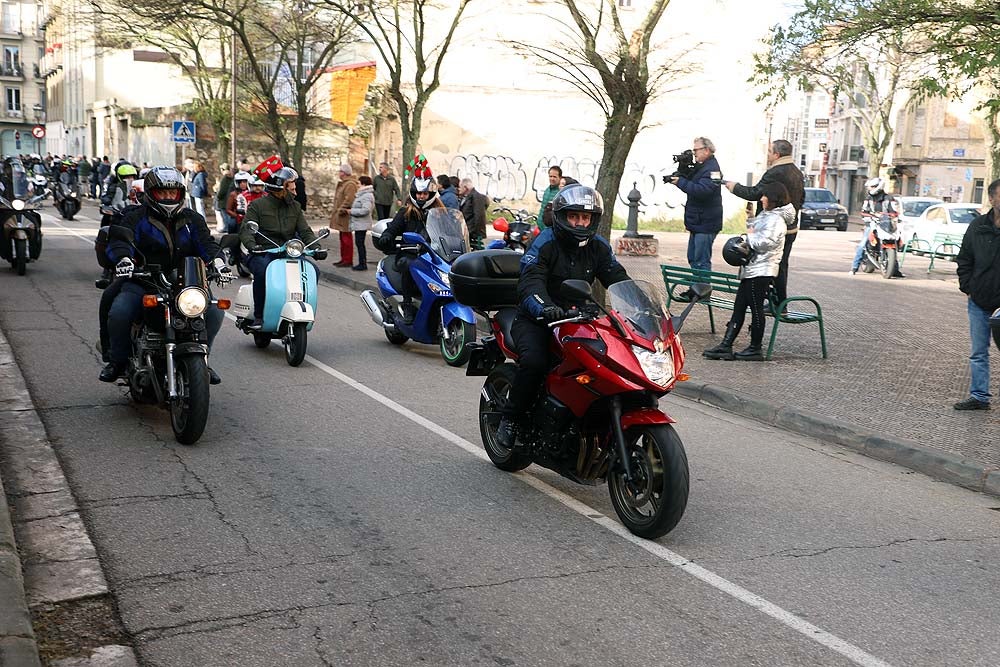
360,208,477,367
487,206,539,253
53,172,81,220
451,248,709,538
106,226,230,445
232,221,330,366
0,190,48,276
859,212,901,279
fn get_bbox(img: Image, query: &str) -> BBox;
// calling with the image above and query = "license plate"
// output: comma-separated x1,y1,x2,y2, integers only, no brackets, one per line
821,218,834,223
289,292,303,301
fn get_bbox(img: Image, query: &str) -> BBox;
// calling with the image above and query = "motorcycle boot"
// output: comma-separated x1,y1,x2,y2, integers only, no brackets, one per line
496,416,519,450
208,367,222,385
734,344,764,361
702,322,738,360
99,361,127,383
399,300,417,325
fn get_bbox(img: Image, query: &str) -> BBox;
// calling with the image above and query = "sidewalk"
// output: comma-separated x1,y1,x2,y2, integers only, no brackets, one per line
311,224,1000,496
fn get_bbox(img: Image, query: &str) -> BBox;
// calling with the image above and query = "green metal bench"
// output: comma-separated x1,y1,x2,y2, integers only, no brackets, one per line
926,232,964,272
660,264,828,360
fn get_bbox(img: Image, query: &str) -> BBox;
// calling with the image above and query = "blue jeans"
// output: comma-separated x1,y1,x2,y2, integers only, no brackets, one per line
687,232,717,272
108,282,223,364
247,254,280,320
967,299,992,403
851,235,866,271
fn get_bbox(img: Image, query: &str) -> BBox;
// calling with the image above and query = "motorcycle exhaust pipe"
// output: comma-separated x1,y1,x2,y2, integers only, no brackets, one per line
360,290,389,327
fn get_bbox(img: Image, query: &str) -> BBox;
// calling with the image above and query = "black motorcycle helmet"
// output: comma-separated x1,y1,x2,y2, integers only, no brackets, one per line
143,166,187,221
551,184,602,247
722,235,752,266
265,166,298,194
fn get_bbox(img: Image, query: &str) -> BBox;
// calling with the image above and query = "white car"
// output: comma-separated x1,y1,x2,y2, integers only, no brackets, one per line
894,196,942,240
905,203,982,249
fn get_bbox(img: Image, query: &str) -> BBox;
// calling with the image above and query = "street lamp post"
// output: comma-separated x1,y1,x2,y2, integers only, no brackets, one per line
31,104,43,154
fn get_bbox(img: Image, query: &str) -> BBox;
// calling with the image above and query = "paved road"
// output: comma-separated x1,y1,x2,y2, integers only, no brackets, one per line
1,207,999,666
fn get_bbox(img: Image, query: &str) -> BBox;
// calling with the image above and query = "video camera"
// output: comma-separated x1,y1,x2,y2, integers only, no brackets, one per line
662,149,699,183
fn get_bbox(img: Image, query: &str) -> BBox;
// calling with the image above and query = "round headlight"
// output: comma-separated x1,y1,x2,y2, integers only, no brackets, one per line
176,287,209,317
285,239,304,258
12,199,24,210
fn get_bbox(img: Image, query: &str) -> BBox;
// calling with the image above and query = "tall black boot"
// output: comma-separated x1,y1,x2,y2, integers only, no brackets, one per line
734,342,764,361
703,322,739,360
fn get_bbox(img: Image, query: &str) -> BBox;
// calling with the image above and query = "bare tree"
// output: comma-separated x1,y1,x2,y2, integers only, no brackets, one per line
751,5,934,176
86,2,233,162
324,0,473,178
512,0,695,237
93,0,356,167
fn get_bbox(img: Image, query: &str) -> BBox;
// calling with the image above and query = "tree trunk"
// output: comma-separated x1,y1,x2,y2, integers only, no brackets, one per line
595,107,644,240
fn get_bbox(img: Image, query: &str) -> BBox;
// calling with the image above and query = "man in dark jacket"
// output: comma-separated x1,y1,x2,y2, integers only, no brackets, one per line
670,137,723,298
437,174,460,209
495,185,630,449
101,166,231,384
240,167,316,329
458,177,488,250
373,162,400,220
726,139,805,306
954,178,1000,410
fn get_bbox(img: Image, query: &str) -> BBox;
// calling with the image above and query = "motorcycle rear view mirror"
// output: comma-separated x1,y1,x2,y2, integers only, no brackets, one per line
492,218,509,233
689,283,712,301
244,220,259,234
401,231,424,245
560,279,593,302
317,228,331,240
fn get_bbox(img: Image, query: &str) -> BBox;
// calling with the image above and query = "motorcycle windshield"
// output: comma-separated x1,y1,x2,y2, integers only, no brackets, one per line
877,214,896,234
607,280,670,342
425,208,469,264
10,164,28,199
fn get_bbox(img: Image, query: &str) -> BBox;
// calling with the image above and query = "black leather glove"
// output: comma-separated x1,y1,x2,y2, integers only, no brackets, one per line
540,305,566,323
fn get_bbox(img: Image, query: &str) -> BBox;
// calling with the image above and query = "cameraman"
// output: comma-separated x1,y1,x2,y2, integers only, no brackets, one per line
667,137,723,299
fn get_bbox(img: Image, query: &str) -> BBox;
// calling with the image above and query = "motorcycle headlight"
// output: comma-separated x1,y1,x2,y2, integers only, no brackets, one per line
176,287,209,318
285,239,304,258
12,199,24,211
70,191,78,198
632,345,674,388
437,269,451,286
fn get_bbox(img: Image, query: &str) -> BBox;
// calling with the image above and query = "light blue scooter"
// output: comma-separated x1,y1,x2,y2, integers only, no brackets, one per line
233,221,331,366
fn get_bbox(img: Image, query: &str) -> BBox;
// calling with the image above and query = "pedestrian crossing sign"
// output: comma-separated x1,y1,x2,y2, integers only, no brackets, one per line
172,120,196,144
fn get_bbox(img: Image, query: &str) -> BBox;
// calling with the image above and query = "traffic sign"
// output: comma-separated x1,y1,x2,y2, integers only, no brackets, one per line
172,120,196,144
31,125,45,139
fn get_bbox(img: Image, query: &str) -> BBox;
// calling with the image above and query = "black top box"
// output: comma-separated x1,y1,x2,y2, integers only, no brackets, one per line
450,249,522,310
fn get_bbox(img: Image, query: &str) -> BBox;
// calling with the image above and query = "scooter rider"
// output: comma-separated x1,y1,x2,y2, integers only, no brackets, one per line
239,166,315,330
496,184,630,449
373,165,445,324
100,166,232,384
851,177,903,276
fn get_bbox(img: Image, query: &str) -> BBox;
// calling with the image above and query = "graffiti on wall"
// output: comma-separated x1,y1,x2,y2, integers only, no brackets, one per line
450,152,688,209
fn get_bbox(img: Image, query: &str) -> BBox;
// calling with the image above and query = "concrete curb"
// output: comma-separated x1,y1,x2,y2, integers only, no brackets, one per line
672,381,1000,497
0,341,42,666
319,260,1000,498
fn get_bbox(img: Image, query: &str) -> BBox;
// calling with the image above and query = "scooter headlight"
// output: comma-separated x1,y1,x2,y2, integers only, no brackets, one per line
285,239,305,258
437,269,451,286
632,345,674,388
12,199,24,211
176,287,209,317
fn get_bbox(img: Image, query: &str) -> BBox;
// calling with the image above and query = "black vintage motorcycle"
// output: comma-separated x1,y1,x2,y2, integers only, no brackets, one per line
108,227,230,445
0,190,48,276
53,170,81,220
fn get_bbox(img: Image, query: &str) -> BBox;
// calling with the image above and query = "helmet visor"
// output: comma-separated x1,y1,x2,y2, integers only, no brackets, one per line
149,187,184,205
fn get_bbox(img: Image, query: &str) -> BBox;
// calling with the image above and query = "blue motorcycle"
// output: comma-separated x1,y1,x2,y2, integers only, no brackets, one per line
233,221,330,366
360,209,477,367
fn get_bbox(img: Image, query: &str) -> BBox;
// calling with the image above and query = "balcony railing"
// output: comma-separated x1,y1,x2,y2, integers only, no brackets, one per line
0,63,23,78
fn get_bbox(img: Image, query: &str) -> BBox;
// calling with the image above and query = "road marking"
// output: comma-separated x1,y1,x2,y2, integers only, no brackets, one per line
254,328,892,667
45,217,102,244
67,222,887,666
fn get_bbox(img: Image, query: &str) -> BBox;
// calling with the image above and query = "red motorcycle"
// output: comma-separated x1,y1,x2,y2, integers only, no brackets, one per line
451,250,709,538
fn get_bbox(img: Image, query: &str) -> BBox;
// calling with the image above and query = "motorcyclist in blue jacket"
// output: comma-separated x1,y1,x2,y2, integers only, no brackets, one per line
100,166,231,384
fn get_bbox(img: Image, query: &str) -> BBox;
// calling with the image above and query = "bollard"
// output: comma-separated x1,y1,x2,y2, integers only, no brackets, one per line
615,182,658,257
623,182,642,238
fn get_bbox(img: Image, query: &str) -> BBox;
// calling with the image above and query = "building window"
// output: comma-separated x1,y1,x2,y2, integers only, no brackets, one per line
6,86,20,114
2,45,19,76
619,0,633,7
973,178,984,203
1,3,17,33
